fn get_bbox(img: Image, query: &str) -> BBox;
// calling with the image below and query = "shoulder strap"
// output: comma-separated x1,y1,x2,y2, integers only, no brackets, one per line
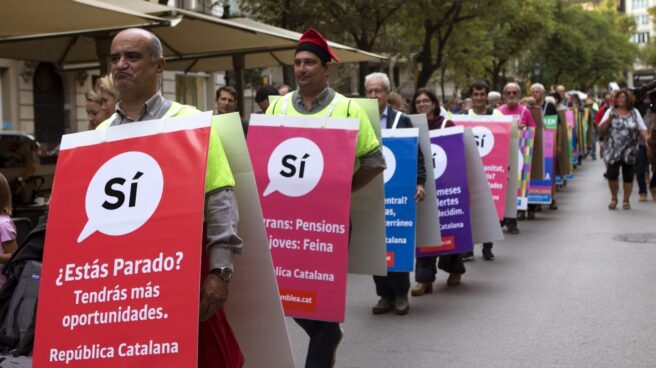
391,110,402,130
270,95,283,115
281,93,292,115
324,94,342,117
440,118,447,129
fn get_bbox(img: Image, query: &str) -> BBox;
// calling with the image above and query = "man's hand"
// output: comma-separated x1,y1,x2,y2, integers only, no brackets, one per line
199,273,229,321
415,184,426,202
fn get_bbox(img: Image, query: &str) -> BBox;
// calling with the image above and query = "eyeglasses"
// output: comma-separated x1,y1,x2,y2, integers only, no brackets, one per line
505,91,519,96
365,88,386,95
415,98,432,105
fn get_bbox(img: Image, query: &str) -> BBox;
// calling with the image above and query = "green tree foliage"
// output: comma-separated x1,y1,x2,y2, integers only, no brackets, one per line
242,0,638,94
521,0,636,91
241,0,405,94
402,0,500,89
479,0,555,91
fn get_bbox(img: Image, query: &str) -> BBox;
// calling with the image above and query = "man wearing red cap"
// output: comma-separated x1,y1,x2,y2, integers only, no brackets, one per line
267,28,386,368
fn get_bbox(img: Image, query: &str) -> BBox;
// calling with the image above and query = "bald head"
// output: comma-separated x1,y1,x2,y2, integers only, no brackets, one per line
110,28,165,103
555,85,566,99
114,28,163,62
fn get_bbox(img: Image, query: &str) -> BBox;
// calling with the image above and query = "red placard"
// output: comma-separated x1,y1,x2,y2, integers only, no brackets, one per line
247,124,357,322
33,127,210,367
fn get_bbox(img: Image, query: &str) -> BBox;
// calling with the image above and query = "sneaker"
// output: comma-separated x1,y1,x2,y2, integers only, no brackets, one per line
394,296,409,315
462,251,474,262
482,247,495,260
527,210,536,220
446,273,461,287
640,193,648,202
517,211,526,221
411,282,433,297
372,298,394,315
508,225,520,235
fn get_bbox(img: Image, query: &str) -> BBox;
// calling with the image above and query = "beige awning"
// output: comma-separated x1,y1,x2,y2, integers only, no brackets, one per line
164,17,386,72
0,0,172,38
0,0,385,71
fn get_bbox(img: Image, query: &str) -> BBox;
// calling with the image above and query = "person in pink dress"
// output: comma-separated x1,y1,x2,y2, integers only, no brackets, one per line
0,174,18,286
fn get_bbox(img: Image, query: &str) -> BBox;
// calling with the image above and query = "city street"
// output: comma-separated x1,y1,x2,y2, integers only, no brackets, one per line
288,158,656,368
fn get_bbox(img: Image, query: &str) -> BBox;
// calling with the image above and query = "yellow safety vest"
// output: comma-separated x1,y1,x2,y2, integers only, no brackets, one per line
97,102,235,192
266,92,380,157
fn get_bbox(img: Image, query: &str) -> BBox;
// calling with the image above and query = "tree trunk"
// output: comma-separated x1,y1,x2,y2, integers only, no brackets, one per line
440,62,448,102
416,66,435,89
358,61,369,96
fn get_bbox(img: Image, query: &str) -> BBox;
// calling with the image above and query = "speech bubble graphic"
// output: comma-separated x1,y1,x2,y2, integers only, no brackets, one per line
78,151,164,243
471,126,495,157
263,137,324,197
431,144,448,180
382,145,396,184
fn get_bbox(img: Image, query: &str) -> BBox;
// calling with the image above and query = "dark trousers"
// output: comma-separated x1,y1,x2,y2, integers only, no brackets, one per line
373,272,410,299
505,217,518,229
415,254,465,283
294,318,342,368
636,145,656,194
294,221,350,367
606,161,635,183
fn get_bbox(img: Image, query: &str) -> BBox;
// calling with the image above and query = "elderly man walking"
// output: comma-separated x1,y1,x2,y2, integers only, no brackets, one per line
498,82,535,234
365,72,426,315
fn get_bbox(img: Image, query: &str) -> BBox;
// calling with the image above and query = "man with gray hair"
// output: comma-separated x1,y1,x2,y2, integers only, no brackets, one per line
530,82,560,215
100,28,244,367
365,71,426,315
488,91,502,108
498,82,535,235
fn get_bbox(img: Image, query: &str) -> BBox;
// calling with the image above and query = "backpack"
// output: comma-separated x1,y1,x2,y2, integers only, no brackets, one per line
0,213,46,356
0,261,40,356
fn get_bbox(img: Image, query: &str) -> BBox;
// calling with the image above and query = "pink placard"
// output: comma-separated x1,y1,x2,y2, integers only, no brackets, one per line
247,124,357,322
453,119,511,220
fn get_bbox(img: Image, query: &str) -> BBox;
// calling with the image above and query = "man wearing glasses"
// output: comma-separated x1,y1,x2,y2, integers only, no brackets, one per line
498,83,535,235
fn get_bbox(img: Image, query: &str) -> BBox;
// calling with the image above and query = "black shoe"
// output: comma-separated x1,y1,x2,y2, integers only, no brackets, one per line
482,247,495,260
330,327,344,367
462,251,474,262
507,225,519,235
394,296,409,315
372,298,394,315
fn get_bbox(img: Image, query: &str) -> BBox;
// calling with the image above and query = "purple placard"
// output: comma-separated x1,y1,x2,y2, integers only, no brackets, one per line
417,126,473,257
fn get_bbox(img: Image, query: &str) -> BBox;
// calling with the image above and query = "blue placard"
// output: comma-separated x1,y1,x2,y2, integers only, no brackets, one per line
382,134,418,272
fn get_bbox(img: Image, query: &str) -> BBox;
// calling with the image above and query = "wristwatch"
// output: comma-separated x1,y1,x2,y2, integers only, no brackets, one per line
210,267,234,282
